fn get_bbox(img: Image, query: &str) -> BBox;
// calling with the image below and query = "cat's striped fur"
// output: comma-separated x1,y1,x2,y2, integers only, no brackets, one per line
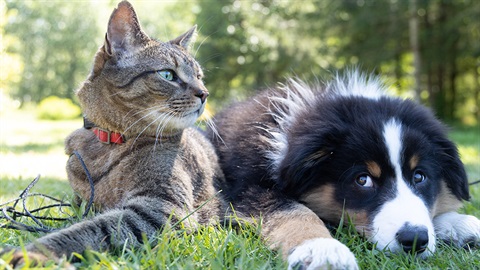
6,1,225,266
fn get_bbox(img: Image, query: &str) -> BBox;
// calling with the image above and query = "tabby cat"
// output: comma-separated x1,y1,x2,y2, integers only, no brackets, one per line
4,1,224,266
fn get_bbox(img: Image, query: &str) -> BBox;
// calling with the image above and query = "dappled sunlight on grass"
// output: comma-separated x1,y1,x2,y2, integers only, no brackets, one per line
0,176,72,199
0,152,70,182
0,108,81,197
449,126,480,217
0,109,78,241
458,145,480,180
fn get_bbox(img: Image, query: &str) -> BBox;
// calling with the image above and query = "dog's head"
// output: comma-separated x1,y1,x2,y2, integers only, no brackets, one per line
273,74,469,256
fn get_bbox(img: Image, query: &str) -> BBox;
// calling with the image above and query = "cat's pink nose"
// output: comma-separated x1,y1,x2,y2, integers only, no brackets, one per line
195,90,209,104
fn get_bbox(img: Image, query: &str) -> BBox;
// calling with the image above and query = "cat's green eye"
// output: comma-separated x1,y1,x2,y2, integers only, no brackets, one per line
157,70,176,81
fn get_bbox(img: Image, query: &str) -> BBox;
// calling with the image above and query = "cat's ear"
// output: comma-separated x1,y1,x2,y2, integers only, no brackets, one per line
170,25,197,51
105,0,148,56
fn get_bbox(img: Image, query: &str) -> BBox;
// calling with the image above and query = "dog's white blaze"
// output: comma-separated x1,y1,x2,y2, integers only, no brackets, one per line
370,120,436,256
383,119,403,168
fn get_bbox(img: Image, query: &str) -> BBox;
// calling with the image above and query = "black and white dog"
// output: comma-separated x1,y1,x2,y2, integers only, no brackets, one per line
210,70,480,269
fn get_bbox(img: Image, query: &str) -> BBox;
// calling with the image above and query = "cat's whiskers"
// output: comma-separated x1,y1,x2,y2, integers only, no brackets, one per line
124,104,170,120
193,34,211,59
132,109,175,145
153,110,177,151
200,53,222,65
199,111,225,145
123,109,159,136
122,105,170,136
155,112,173,138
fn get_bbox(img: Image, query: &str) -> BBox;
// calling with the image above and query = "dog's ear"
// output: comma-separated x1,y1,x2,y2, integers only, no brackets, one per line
403,100,470,202
278,130,341,198
435,138,470,201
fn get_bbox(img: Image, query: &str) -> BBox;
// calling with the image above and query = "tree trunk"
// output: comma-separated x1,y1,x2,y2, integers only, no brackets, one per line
409,0,422,101
447,31,459,121
475,64,480,121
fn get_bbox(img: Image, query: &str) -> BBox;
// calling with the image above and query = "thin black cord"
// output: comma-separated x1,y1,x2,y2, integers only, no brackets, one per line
20,176,50,230
0,151,96,232
470,179,480,186
1,176,60,233
73,150,95,218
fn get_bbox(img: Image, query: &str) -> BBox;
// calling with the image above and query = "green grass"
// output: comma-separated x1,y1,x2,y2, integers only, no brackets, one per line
1,108,479,269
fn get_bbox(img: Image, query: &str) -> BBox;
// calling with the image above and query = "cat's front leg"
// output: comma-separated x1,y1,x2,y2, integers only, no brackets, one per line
3,196,185,267
434,212,480,247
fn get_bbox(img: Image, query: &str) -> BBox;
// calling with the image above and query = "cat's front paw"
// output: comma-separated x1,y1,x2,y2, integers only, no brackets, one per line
1,247,73,269
0,248,47,268
434,212,480,248
13,250,54,268
287,238,358,270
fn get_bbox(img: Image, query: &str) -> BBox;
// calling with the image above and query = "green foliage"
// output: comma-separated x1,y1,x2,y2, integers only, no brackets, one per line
449,125,480,218
3,0,479,121
192,0,480,122
4,1,100,103
36,96,81,120
195,0,333,103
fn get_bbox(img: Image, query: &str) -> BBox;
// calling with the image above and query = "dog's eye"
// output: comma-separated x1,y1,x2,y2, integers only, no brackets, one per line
356,174,374,188
413,170,426,184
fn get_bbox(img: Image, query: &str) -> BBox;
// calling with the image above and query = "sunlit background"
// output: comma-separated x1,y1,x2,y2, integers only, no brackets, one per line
0,0,479,187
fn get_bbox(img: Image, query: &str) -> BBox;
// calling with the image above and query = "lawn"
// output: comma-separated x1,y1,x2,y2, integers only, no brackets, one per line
0,108,479,269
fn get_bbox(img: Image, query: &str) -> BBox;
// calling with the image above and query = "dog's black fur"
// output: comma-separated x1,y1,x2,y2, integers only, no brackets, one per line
209,72,477,269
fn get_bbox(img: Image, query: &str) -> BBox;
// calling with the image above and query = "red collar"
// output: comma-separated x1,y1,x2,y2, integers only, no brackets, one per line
84,118,181,145
92,127,125,144
84,117,125,144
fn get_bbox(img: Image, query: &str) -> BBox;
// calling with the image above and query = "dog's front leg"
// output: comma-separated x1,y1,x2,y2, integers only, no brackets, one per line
263,202,359,270
434,212,480,248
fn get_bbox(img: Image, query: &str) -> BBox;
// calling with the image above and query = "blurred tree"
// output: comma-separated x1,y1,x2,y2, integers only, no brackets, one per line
4,1,99,104
195,0,336,105
318,0,411,89
420,0,480,121
127,1,197,42
311,0,479,122
410,0,422,101
2,0,478,123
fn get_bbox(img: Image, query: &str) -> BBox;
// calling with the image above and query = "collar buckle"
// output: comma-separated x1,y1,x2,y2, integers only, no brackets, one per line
85,117,125,144
92,127,125,144
93,127,111,144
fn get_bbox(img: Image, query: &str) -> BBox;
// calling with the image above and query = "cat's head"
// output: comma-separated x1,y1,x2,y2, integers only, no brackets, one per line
77,0,207,138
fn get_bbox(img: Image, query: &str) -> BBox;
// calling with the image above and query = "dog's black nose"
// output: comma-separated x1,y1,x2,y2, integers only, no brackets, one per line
396,225,429,254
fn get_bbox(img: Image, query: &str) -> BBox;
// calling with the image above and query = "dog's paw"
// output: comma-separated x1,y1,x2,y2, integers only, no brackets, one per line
434,212,480,248
287,238,358,270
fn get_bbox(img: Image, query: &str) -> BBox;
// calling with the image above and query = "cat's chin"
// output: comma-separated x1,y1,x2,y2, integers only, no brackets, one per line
195,105,205,118
167,109,203,131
